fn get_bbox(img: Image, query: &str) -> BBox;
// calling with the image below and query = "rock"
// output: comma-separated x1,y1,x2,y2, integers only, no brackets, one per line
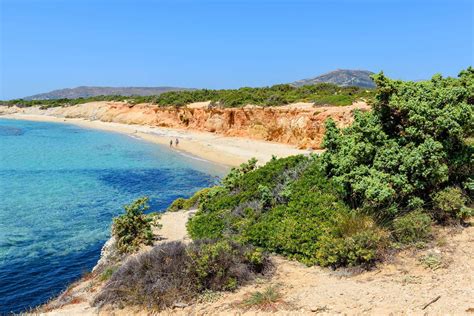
173,302,189,308
92,236,122,273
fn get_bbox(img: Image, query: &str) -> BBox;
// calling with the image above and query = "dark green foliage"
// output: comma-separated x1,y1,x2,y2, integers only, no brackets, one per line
392,210,432,244
112,197,155,254
322,69,474,221
0,83,373,108
187,156,378,266
93,240,271,310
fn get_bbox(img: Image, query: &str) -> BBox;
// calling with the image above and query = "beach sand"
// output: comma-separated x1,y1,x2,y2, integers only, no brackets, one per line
1,113,313,167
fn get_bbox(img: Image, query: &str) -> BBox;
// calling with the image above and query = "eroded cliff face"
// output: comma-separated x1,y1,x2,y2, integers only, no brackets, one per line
1,101,370,149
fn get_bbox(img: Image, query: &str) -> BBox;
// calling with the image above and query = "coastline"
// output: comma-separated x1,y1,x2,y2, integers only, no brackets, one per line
0,113,312,167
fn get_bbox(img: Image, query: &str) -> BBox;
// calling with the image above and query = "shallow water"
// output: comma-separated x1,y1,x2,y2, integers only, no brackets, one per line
0,119,226,314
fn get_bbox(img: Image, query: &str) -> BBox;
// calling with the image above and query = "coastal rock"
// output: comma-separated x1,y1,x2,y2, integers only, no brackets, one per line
92,236,122,273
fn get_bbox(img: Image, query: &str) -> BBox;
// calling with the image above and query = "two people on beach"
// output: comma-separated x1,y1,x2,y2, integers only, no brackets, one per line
170,138,179,147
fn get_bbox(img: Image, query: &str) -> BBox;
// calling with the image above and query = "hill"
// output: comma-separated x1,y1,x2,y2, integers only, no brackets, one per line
24,86,192,100
292,69,376,88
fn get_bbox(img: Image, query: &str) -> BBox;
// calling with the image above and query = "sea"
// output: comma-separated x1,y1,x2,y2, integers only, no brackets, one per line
0,118,226,314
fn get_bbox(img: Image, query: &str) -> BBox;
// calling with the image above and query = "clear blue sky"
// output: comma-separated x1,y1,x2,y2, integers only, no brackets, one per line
1,0,473,99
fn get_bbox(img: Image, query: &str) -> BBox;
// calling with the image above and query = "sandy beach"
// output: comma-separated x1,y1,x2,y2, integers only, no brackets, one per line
0,113,312,167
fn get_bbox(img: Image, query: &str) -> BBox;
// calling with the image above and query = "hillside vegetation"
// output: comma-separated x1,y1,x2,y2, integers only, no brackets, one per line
23,86,191,100
185,68,473,266
1,83,373,109
94,68,473,311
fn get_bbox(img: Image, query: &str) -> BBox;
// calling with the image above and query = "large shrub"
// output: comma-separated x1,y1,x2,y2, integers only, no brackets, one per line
187,156,384,266
93,240,271,310
112,197,156,254
323,68,474,220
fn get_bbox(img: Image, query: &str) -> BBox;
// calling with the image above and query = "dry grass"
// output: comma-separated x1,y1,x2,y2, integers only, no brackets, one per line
93,240,271,311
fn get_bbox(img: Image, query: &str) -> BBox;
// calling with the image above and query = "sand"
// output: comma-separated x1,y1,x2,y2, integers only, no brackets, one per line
1,113,312,167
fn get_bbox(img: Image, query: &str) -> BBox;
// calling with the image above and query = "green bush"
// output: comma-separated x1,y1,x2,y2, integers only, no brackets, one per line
315,213,388,267
432,187,473,222
186,240,269,292
322,68,474,220
112,197,155,254
168,198,186,212
167,188,213,212
392,210,432,244
188,156,353,266
93,240,271,310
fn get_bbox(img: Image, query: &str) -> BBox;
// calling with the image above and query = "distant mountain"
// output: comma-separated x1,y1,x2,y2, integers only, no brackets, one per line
24,86,192,100
292,69,376,88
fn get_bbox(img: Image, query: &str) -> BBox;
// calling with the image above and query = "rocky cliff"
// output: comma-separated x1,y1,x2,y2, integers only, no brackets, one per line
0,101,370,149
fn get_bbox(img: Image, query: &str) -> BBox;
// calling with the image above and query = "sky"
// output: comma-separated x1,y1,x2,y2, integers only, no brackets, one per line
0,0,473,100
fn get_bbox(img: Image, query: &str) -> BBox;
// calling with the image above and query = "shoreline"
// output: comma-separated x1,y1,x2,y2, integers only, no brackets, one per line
0,113,312,167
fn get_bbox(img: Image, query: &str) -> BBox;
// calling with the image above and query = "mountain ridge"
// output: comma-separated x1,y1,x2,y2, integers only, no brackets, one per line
24,86,193,100
291,69,376,88
22,69,376,100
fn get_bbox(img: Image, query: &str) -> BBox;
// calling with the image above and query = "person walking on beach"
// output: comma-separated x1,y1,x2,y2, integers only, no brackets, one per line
170,139,173,147
175,138,179,147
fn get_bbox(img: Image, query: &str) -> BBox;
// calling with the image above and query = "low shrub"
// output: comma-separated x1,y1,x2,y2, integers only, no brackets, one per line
93,240,271,310
315,213,388,267
167,198,186,212
167,188,212,212
112,197,156,254
432,187,473,222
186,240,270,292
392,210,432,244
420,252,443,270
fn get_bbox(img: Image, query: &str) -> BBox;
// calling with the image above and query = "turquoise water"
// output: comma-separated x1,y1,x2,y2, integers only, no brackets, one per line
0,119,226,314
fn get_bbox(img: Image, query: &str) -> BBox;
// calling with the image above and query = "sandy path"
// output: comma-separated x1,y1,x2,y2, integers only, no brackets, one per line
153,210,194,244
0,114,312,167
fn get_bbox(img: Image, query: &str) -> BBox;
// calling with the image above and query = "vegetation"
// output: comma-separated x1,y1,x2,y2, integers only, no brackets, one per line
322,69,473,221
93,69,473,311
432,187,473,222
112,197,159,254
184,68,473,268
420,252,444,270
392,210,432,244
0,83,373,108
167,188,212,212
186,155,387,267
240,285,282,310
93,240,271,310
